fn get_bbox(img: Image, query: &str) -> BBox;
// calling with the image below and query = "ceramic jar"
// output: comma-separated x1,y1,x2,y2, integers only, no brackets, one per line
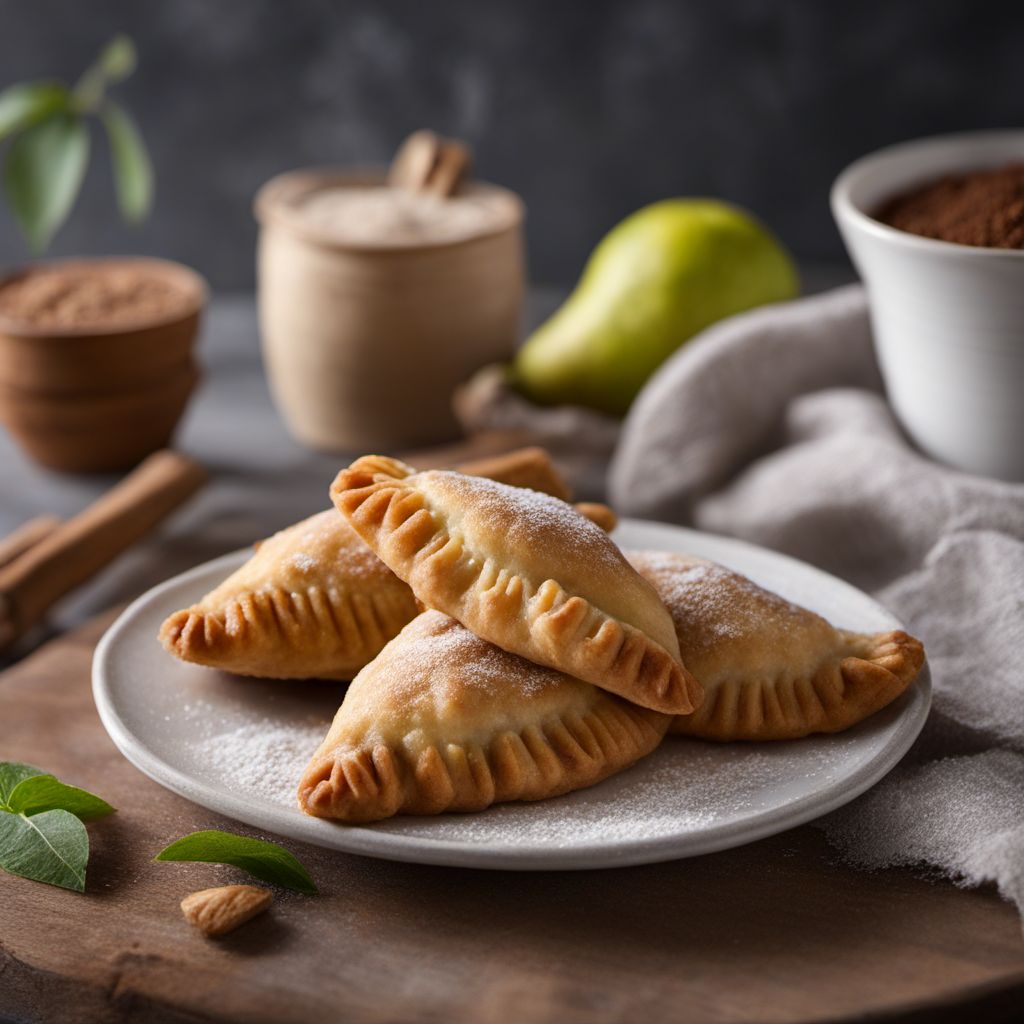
254,170,525,452
0,257,205,473
832,131,1024,482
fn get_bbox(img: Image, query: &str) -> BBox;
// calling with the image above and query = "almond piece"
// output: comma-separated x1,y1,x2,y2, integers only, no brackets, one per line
180,884,273,937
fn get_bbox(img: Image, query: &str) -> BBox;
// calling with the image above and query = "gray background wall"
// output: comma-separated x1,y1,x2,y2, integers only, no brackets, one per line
0,0,1022,290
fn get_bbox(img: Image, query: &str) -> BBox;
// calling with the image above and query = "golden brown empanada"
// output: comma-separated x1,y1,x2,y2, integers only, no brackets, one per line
629,550,925,741
298,610,670,822
331,456,702,715
160,510,419,680
160,447,615,680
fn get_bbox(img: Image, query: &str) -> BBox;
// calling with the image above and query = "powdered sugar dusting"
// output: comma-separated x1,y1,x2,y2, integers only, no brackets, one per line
288,552,318,573
371,734,863,845
329,541,391,579
182,709,866,846
259,509,391,582
368,612,572,701
631,549,812,653
431,471,622,567
189,718,329,805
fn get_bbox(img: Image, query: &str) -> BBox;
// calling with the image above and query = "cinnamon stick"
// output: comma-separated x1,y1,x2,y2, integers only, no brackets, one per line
388,131,473,197
0,450,206,650
455,447,572,502
425,140,472,197
387,130,441,192
0,516,61,571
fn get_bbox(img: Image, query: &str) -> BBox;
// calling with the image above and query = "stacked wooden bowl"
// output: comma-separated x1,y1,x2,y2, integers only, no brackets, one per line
0,257,206,473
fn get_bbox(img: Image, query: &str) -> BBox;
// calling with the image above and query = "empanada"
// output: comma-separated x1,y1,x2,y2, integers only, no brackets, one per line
298,610,670,822
160,509,418,680
160,447,615,680
330,456,701,714
629,550,925,741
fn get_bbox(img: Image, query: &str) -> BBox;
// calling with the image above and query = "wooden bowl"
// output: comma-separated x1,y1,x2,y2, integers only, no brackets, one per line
0,363,200,473
254,170,525,451
0,257,206,395
0,257,206,471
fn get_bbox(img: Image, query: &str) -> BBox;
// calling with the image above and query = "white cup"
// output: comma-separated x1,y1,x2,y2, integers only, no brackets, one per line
832,131,1024,482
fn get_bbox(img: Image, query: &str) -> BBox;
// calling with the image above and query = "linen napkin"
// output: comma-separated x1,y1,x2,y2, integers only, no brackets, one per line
607,285,1024,920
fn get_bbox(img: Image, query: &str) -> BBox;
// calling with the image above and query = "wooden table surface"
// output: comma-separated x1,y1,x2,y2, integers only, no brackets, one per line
2,611,1023,1024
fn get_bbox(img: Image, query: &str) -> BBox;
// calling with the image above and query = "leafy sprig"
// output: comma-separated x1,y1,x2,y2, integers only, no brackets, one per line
0,761,115,892
0,34,153,253
155,830,318,894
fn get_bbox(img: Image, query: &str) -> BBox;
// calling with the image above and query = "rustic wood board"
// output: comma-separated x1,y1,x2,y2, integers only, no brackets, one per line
2,613,1023,1024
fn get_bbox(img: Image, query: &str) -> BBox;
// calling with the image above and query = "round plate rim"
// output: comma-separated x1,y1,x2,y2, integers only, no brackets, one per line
92,520,931,871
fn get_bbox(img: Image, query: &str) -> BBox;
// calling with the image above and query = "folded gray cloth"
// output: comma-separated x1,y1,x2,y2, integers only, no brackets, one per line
610,285,1024,921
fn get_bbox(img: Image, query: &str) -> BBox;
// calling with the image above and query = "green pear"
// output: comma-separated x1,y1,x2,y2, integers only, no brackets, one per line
512,199,799,415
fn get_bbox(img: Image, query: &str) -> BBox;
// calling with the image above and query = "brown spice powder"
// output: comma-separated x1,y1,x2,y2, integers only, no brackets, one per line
0,264,194,330
875,163,1024,249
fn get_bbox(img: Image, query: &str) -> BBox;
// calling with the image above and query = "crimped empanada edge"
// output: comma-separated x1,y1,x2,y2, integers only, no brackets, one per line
330,458,702,715
671,628,925,741
297,696,670,822
158,581,420,680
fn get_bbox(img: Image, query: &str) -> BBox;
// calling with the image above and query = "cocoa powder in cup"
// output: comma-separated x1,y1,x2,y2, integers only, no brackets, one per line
0,264,194,330
875,163,1024,249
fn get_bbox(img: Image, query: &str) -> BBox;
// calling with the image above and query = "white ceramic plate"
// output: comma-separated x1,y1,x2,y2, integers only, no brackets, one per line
93,519,930,871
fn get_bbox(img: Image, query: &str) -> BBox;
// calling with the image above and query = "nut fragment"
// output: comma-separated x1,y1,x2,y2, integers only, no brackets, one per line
180,884,273,937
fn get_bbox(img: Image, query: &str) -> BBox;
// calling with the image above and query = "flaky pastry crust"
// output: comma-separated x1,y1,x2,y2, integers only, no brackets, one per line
159,447,615,681
298,611,670,822
629,550,925,741
159,510,419,679
330,456,702,714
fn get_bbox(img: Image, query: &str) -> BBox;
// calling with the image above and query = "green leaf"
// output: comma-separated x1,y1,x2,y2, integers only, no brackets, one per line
0,81,70,141
102,101,153,222
0,762,46,806
97,35,137,83
155,830,318,894
6,775,115,821
0,808,88,892
3,113,90,253
73,35,137,111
